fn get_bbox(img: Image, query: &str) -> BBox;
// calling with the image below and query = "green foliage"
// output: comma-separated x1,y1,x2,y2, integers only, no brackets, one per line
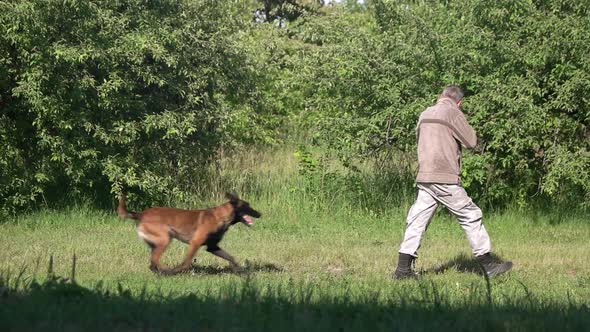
283,0,590,207
0,0,278,213
254,0,324,24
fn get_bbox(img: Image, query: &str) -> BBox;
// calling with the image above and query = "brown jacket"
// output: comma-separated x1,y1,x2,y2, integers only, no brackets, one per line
416,97,477,184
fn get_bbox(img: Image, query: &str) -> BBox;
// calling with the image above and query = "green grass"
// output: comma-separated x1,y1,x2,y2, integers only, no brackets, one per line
1,147,589,331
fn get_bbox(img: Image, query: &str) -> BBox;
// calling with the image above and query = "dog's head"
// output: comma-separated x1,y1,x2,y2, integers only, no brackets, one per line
226,192,262,227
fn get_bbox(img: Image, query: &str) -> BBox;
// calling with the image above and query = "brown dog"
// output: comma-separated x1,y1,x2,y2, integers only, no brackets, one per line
118,192,261,275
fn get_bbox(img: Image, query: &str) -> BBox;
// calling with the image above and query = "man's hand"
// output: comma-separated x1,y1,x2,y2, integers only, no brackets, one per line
474,139,486,153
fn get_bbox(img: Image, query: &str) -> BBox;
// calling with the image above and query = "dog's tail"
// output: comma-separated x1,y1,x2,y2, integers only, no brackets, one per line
117,192,140,220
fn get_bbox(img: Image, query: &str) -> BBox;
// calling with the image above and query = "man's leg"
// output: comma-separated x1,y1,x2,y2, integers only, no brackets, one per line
430,184,490,256
426,184,512,277
399,187,439,256
394,187,438,279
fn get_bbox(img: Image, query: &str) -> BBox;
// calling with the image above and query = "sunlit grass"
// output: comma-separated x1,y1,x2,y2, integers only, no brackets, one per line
1,146,589,330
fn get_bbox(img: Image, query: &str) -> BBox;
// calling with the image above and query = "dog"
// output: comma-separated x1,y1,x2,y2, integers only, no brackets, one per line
118,192,261,275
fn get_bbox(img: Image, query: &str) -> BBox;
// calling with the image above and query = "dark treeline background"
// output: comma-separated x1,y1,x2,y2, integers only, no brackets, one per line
1,0,588,215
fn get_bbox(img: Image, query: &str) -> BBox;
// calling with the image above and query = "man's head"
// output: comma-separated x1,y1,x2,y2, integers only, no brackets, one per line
439,85,463,107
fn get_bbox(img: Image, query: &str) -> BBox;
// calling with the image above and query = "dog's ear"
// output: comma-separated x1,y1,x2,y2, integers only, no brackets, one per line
225,192,239,203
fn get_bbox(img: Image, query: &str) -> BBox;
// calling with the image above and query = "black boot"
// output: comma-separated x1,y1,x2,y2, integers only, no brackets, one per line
393,253,419,279
476,253,513,278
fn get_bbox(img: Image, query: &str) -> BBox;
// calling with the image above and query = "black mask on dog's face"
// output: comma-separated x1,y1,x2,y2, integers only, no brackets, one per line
226,192,262,226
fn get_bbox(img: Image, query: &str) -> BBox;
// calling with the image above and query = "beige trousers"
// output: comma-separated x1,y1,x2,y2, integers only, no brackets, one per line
399,183,491,257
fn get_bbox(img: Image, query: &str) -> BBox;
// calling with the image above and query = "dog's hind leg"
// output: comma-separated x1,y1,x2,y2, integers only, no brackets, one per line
138,225,170,273
148,240,170,273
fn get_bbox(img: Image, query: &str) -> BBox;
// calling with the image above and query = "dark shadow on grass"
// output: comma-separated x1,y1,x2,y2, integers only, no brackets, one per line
1,270,589,332
189,261,283,275
424,252,505,275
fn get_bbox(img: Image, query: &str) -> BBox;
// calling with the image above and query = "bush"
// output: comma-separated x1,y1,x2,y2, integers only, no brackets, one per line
285,0,590,207
0,0,275,212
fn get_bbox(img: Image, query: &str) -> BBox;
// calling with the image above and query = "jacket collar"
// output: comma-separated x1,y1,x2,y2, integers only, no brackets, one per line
436,97,460,111
437,97,456,105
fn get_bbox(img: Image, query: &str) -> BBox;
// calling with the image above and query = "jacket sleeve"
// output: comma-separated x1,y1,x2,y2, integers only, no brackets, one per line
416,114,423,143
451,111,477,149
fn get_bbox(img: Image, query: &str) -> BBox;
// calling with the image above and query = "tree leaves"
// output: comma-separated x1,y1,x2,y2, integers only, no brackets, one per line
285,0,590,207
0,0,267,212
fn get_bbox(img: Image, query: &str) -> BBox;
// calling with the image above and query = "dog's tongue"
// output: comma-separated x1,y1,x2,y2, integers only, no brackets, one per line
243,215,253,226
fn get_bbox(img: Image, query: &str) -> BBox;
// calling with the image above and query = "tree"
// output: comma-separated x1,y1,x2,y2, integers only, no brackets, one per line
0,0,268,213
284,0,590,207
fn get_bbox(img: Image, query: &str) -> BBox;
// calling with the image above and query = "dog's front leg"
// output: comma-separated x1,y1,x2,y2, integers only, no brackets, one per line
210,249,241,272
166,231,208,275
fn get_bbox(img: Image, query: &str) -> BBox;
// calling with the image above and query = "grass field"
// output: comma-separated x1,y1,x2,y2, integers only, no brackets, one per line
1,148,589,331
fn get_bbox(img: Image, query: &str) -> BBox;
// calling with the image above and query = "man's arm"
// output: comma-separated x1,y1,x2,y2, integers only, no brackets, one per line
451,111,477,149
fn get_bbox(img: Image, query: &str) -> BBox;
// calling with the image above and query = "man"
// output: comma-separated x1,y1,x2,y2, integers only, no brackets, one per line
393,85,512,279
